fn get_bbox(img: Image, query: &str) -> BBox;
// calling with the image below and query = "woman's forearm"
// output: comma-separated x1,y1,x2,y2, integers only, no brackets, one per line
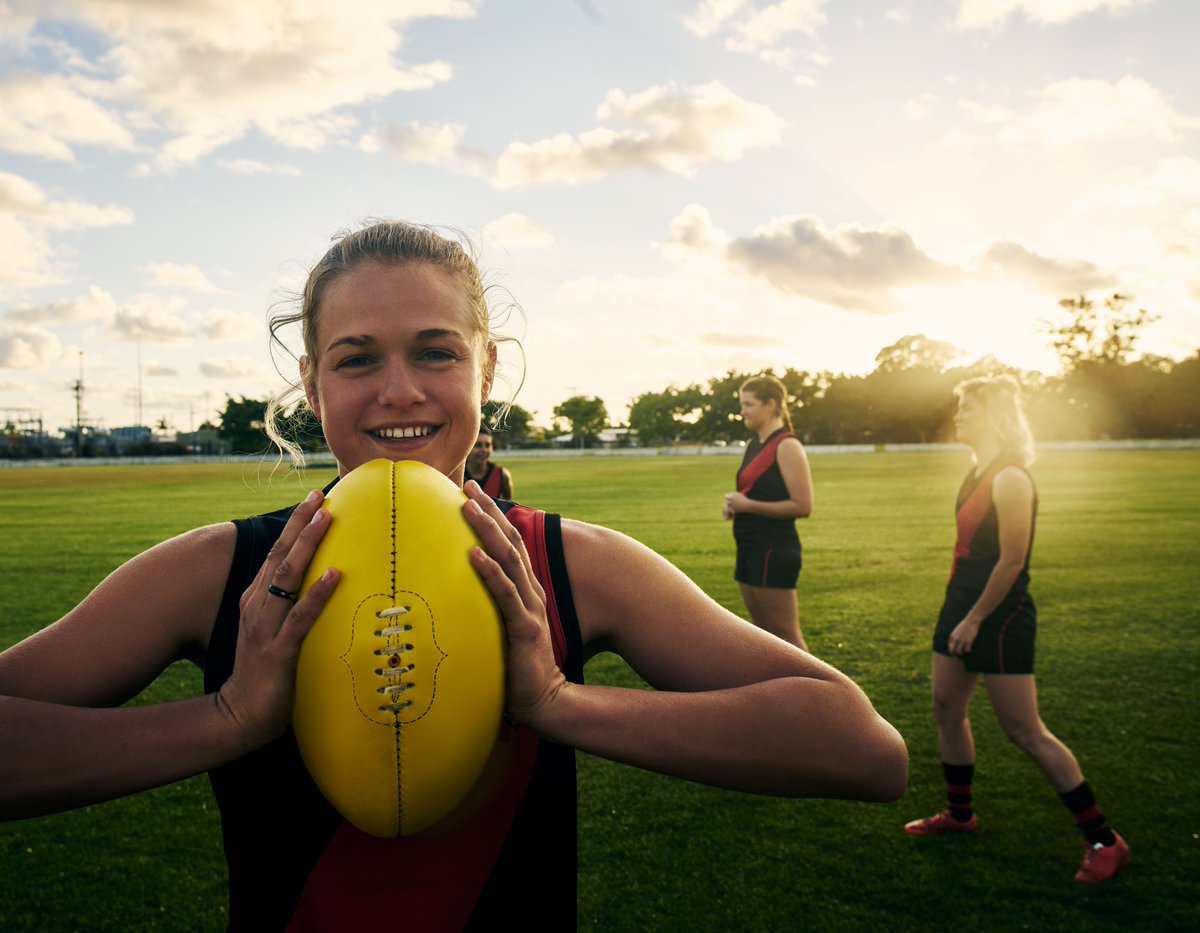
526,674,907,802
965,558,1024,624
0,692,258,820
742,497,811,519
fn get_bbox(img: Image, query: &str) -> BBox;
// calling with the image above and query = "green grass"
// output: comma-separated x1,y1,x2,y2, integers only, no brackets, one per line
1,451,1197,931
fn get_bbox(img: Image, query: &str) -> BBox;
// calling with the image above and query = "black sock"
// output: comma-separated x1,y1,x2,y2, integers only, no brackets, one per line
1059,780,1116,847
942,762,974,822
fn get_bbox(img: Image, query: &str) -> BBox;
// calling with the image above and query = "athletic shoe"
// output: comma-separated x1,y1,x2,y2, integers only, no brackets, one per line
903,810,977,836
1074,832,1130,883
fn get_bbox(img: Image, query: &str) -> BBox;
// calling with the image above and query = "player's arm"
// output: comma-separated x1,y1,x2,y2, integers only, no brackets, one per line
0,492,338,820
463,484,905,801
724,439,813,520
501,467,514,500
947,467,1033,655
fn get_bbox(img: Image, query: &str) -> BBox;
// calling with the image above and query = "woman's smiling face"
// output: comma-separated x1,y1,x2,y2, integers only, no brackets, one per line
303,261,494,480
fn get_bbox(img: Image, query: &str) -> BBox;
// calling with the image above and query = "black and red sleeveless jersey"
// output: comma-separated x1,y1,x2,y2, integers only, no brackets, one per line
205,488,583,931
733,428,801,546
473,462,510,500
948,456,1037,598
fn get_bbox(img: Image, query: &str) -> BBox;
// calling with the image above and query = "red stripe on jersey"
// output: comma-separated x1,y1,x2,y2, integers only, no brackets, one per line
288,504,566,930
738,432,794,496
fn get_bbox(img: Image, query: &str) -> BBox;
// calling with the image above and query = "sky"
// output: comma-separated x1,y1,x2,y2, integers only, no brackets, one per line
1,0,1197,436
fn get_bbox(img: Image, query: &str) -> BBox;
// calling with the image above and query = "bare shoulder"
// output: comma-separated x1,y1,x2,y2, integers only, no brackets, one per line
993,465,1034,501
0,522,236,706
777,436,810,468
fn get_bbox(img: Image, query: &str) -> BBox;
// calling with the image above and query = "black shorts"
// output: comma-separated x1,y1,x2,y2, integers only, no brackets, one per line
734,541,801,589
933,588,1036,674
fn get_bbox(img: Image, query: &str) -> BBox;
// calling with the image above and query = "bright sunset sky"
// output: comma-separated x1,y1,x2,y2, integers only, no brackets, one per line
1,0,1197,434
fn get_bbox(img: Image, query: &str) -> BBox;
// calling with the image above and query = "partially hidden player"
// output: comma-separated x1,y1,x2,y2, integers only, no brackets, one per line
0,221,908,928
903,375,1129,883
723,374,813,650
465,423,513,499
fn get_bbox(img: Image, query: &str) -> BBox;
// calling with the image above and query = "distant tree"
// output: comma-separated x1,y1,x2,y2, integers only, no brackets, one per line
483,400,534,446
873,334,961,374
628,389,685,446
692,371,752,442
1044,293,1158,371
553,395,608,447
218,396,270,454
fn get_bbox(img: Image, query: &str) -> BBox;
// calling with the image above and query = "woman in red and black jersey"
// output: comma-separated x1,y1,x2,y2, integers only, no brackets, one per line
723,375,813,650
903,376,1129,884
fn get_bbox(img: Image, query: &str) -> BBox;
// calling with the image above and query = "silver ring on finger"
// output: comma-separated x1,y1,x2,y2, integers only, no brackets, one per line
267,584,299,602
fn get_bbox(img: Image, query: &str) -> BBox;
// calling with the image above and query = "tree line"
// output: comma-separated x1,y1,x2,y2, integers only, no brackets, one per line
218,294,1199,452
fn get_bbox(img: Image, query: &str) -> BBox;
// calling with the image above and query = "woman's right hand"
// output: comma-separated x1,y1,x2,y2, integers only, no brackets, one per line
217,490,340,750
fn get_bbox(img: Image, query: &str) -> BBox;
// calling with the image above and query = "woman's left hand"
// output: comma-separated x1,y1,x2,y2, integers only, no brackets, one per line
724,492,748,516
948,617,981,656
462,482,567,732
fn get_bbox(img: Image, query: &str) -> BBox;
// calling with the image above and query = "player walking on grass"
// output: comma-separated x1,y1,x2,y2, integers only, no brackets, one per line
904,375,1129,884
723,375,813,650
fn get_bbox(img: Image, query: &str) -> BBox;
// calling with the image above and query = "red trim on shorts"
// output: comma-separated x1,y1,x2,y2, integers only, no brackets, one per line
761,548,773,587
993,594,1026,675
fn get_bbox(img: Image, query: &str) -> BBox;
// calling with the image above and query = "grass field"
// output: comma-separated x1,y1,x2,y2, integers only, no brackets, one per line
1,450,1197,931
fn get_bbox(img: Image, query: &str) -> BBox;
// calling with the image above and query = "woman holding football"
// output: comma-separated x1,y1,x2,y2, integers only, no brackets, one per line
0,221,907,927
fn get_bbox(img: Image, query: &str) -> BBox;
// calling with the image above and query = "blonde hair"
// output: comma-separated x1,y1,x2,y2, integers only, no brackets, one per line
265,221,523,465
740,374,794,433
954,374,1035,466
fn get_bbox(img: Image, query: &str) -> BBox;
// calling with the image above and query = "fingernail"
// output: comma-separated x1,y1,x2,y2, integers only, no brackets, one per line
305,489,321,504
464,499,482,515
310,508,327,525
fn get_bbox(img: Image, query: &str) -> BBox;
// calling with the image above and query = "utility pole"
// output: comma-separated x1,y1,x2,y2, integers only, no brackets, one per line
71,351,84,456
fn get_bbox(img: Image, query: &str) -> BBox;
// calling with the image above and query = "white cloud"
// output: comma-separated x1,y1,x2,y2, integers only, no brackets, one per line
977,240,1115,292
0,71,135,161
493,81,782,188
360,121,491,176
137,262,228,294
682,0,749,37
198,308,259,340
112,298,192,343
5,285,117,324
665,206,1113,311
0,172,132,288
989,76,1200,146
144,362,179,377
199,356,269,378
218,158,302,176
683,0,829,82
667,207,955,311
484,214,555,251
904,93,936,120
955,0,1153,30
0,322,63,369
11,0,481,172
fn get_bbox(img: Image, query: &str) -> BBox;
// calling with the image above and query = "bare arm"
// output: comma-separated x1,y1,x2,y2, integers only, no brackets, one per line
463,483,905,802
947,467,1033,656
724,438,813,520
0,491,338,820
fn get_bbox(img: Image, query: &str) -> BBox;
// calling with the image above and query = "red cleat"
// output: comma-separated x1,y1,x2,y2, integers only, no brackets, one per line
904,810,977,836
1075,832,1130,883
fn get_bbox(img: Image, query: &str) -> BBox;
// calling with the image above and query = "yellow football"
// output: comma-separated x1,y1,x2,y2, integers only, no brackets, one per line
293,459,505,837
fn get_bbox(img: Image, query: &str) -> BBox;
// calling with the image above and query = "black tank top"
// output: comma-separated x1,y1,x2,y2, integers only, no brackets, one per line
204,492,584,931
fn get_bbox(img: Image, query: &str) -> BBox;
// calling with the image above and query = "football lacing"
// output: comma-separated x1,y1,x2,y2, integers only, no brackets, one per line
374,605,415,713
